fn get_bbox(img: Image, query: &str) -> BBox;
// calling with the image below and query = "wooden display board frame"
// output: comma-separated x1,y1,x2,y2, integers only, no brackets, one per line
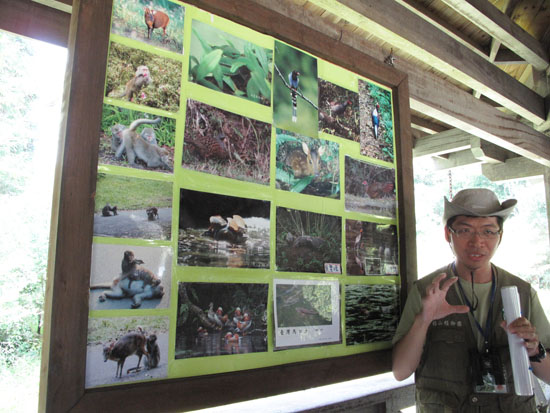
38,0,416,411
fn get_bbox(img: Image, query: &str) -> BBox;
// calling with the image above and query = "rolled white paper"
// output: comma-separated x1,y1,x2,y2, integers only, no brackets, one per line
501,286,533,396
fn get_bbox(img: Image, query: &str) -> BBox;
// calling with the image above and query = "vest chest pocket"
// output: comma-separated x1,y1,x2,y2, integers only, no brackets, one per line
430,327,466,344
421,327,469,381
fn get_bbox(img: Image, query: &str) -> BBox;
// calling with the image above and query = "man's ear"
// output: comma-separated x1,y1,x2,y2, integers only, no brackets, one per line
444,226,451,243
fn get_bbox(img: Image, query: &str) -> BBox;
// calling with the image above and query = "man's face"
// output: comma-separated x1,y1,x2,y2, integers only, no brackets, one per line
444,215,502,273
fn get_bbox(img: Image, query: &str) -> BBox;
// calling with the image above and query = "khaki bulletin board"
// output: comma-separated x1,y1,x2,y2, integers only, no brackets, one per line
39,0,416,411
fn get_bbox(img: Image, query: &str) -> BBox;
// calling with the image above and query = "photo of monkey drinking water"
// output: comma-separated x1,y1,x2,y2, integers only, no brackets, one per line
99,104,175,172
93,173,173,240
105,42,181,112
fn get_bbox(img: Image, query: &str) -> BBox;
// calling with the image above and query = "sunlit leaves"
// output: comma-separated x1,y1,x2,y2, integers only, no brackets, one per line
189,27,272,105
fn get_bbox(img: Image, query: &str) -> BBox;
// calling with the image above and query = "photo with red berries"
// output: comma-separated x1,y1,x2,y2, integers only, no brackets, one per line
182,99,271,185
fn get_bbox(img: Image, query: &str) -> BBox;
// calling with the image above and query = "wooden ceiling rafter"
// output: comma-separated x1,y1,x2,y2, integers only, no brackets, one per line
307,0,546,125
440,0,549,71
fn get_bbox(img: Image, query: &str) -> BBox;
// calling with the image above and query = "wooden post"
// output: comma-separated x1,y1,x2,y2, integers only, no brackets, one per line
38,1,112,411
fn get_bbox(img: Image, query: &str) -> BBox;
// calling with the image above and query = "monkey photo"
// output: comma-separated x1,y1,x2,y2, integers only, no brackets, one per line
111,124,157,155
101,203,118,217
104,42,182,112
113,117,172,170
100,104,176,172
116,250,161,293
112,65,152,102
85,316,169,388
140,127,157,145
117,250,145,288
145,334,160,369
94,249,164,309
89,244,172,311
146,207,159,221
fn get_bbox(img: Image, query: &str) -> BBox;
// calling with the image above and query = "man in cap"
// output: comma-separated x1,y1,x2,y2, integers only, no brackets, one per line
392,188,550,412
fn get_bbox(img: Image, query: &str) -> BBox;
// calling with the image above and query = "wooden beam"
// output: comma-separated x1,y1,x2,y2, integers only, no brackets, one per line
308,0,546,124
0,0,70,47
441,0,549,71
494,48,527,64
471,140,509,164
413,129,473,158
394,0,488,58
411,115,448,134
414,129,510,164
32,0,72,13
432,150,483,170
482,156,546,181
407,67,550,167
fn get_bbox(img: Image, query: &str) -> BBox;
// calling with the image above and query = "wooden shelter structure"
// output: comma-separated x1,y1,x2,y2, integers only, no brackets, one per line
2,0,549,411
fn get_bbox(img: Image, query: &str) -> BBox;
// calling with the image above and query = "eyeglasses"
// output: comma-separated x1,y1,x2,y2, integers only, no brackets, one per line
448,226,502,240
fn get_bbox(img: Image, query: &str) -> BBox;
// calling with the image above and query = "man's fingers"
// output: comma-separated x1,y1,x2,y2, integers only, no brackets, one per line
426,273,447,294
440,276,459,292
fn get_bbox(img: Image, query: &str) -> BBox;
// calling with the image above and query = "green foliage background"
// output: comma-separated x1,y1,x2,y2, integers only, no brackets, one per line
101,104,176,147
273,41,318,138
95,173,173,212
366,82,394,161
188,20,272,105
87,316,169,344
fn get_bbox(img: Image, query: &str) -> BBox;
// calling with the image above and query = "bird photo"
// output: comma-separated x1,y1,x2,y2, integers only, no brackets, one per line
358,79,394,163
273,279,340,349
344,156,396,219
175,282,268,359
178,188,270,268
288,70,300,122
182,99,271,185
273,41,319,138
318,78,360,142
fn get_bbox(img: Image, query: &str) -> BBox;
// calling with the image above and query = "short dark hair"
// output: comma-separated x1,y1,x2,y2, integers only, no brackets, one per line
446,215,503,230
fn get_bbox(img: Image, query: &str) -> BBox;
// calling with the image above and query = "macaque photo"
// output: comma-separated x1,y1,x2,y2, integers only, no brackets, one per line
105,42,181,112
99,104,176,173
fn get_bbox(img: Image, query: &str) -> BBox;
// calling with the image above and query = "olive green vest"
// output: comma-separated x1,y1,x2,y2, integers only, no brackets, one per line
414,264,536,413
